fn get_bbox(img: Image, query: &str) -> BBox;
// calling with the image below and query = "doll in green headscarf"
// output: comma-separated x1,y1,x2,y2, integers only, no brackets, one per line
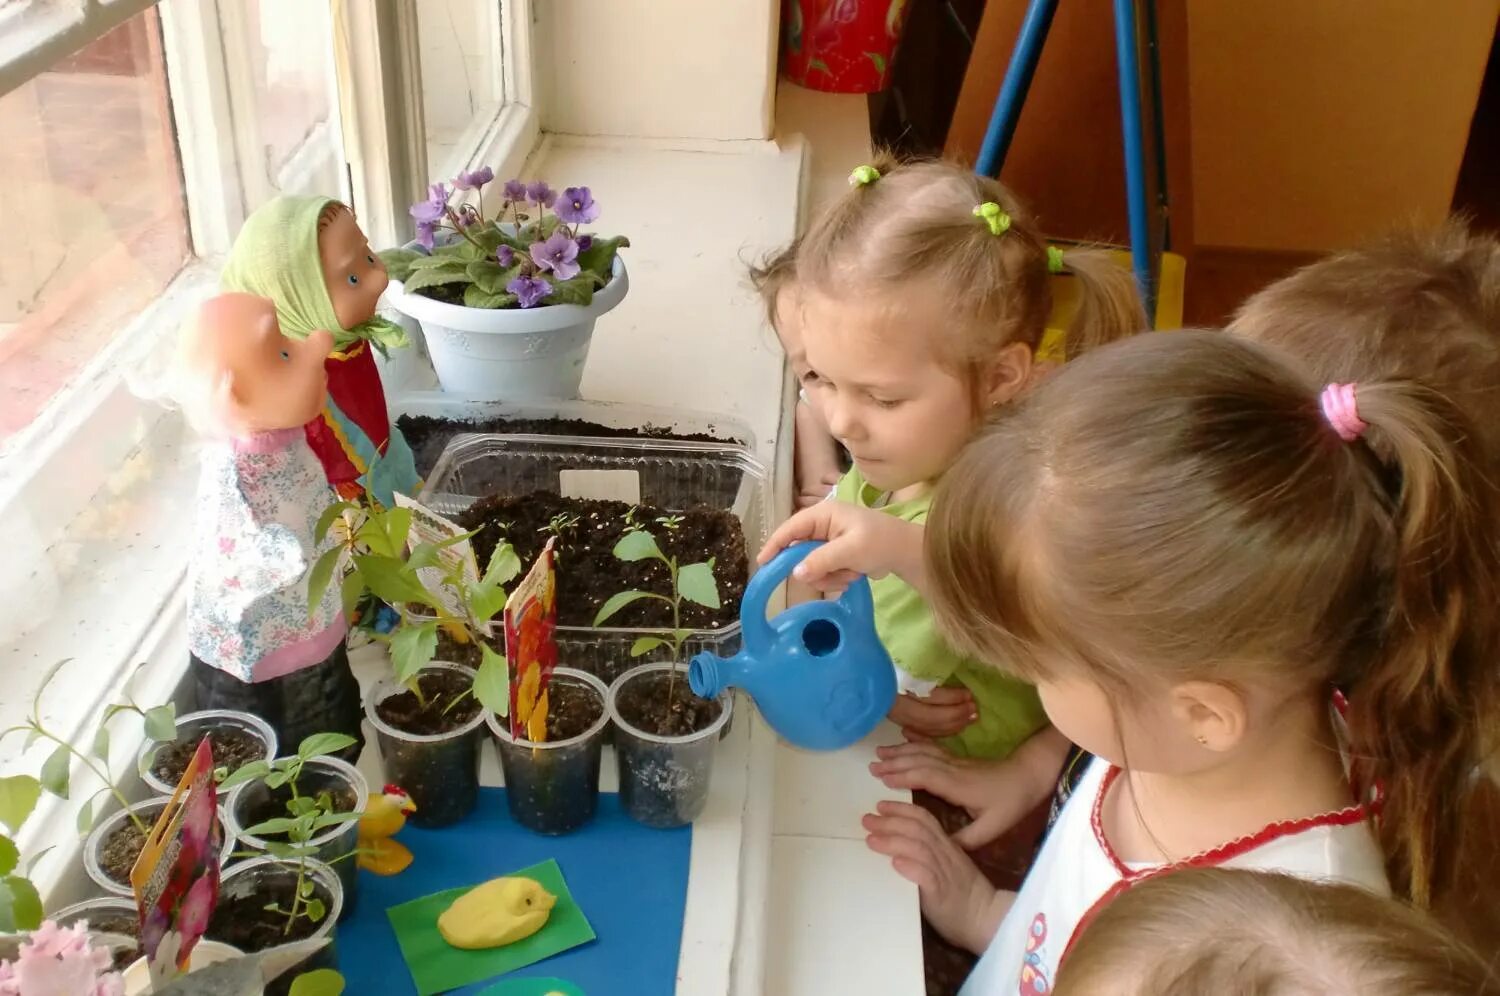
222,196,420,508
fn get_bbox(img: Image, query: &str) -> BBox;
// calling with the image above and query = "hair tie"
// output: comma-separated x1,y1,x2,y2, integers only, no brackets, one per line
1046,245,1065,274
1320,383,1367,442
849,165,881,187
973,202,1011,236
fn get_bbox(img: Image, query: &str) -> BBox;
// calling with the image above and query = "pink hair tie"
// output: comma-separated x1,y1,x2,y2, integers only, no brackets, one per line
1320,383,1367,442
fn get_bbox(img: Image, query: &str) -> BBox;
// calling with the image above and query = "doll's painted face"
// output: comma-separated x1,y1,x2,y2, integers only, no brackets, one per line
318,204,388,331
190,293,333,434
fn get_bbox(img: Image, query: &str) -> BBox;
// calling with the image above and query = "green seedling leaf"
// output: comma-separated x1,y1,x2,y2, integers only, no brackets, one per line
630,636,668,658
310,811,357,831
289,968,346,996
612,530,664,563
264,770,291,790
307,546,345,614
676,561,721,609
0,875,42,932
0,776,41,834
217,759,272,792
593,590,657,626
305,897,327,923
75,798,94,835
314,501,358,544
0,835,17,877
39,746,70,799
351,556,439,611
242,816,302,837
286,796,318,817
341,572,367,622
484,541,522,588
473,644,510,716
24,845,53,877
144,705,177,743
390,622,439,685
297,733,357,760
91,725,110,762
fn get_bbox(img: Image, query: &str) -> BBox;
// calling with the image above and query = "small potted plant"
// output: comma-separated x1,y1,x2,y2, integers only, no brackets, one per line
218,734,364,919
208,854,343,996
138,709,277,798
0,919,126,993
379,170,630,400
312,501,516,828
596,526,733,828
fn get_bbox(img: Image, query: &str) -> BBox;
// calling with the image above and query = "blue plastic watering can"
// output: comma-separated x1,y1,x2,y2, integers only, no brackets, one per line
688,541,897,750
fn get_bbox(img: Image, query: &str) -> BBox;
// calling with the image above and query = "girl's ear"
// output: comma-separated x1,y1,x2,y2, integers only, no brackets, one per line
981,341,1034,408
1168,680,1249,753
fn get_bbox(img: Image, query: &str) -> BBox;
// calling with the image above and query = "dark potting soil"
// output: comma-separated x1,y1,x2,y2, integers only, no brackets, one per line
399,414,735,478
458,491,748,630
100,805,228,886
616,672,723,737
374,668,482,736
151,727,267,787
208,874,336,996
541,680,604,742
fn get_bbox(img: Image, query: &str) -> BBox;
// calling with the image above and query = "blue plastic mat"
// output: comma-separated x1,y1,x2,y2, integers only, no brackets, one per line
337,789,691,995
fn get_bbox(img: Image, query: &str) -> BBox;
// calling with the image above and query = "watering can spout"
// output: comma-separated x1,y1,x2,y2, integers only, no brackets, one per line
689,648,738,699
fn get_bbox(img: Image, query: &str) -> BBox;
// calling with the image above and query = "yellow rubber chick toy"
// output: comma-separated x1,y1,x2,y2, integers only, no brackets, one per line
439,876,557,950
357,783,417,876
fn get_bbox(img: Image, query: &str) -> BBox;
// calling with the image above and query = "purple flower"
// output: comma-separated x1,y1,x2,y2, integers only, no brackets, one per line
508,274,552,309
529,230,580,280
502,178,527,203
415,221,437,251
456,204,481,228
576,234,593,252
526,181,556,208
555,186,599,225
409,183,449,225
453,166,494,191
496,245,515,267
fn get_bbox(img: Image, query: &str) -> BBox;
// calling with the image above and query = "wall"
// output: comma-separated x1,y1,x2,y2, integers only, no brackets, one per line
535,0,779,141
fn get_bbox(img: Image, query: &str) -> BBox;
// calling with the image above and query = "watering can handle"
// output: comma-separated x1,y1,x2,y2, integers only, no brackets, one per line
741,541,875,655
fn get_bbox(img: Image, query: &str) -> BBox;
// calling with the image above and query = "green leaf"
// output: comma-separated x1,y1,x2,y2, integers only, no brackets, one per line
305,896,327,923
39,745,70,799
311,810,357,831
32,659,68,716
264,770,291,790
242,815,302,837
469,582,510,628
307,546,345,615
377,248,423,282
390,622,439,685
289,968,346,996
593,589,657,626
0,875,42,932
75,798,94,835
473,644,510,716
286,796,318,817
462,284,518,309
466,259,519,295
546,274,600,307
341,571,367,622
216,758,271,792
351,556,438,610
630,636,668,658
298,732,357,760
864,50,887,74
401,264,471,294
0,835,16,876
88,724,110,763
576,235,629,280
299,877,315,897
677,561,721,609
383,507,413,555
314,501,357,544
613,529,664,563
0,776,41,833
406,251,468,272
484,542,522,587
24,845,53,876
144,704,177,743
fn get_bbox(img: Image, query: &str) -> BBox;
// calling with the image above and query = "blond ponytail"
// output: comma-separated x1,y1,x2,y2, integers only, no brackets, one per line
1056,246,1149,359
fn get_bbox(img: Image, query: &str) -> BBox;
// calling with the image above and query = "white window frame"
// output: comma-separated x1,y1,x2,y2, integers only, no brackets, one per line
0,0,541,886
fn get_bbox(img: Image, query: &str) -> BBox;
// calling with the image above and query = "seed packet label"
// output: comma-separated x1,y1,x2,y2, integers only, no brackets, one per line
131,737,221,987
394,493,492,638
504,539,559,740
559,469,641,505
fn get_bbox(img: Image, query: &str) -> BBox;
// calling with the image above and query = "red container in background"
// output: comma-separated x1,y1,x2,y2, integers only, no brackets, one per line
782,0,913,94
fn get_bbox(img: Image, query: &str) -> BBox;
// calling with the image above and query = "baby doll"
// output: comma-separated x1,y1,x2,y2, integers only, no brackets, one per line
221,196,420,509
182,292,362,759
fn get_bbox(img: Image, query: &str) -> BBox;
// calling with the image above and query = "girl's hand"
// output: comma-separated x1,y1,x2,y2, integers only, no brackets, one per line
795,470,843,510
759,502,926,597
793,403,844,509
887,688,977,740
863,800,1013,954
871,726,1071,849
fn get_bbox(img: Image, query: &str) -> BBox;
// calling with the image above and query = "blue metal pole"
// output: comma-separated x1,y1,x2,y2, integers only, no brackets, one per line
1113,0,1155,316
974,0,1059,177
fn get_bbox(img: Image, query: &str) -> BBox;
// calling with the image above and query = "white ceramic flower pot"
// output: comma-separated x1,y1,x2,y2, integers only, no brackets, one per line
383,252,628,401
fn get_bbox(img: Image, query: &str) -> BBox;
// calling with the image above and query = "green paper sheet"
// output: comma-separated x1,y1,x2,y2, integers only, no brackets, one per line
477,979,586,996
386,858,596,995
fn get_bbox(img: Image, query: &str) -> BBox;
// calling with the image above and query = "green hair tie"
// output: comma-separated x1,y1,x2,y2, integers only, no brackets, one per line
849,165,881,187
973,202,1012,236
1046,245,1066,274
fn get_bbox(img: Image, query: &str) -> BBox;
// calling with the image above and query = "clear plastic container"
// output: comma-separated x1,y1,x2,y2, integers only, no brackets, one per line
83,797,235,897
419,433,770,685
488,669,610,835
209,856,341,996
137,708,278,797
224,757,366,919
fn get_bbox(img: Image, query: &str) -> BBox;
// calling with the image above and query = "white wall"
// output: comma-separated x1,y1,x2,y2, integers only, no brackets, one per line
535,0,779,141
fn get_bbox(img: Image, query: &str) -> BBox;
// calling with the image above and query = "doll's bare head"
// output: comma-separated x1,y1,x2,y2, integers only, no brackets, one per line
179,293,332,437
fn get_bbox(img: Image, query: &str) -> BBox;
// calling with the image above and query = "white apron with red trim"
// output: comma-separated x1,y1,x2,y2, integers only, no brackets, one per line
961,758,1388,995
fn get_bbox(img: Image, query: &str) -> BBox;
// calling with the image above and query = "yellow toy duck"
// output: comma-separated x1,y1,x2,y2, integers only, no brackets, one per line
439,876,558,949
357,783,417,875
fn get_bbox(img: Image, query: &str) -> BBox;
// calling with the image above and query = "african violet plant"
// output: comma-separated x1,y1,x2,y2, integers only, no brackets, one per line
309,501,518,713
379,168,629,311
0,919,124,994
593,526,722,699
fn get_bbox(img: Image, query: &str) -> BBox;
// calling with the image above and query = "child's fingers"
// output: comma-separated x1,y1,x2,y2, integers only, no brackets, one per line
954,805,1020,851
890,696,976,737
889,856,940,895
759,505,835,563
875,740,950,762
872,763,961,802
918,687,974,707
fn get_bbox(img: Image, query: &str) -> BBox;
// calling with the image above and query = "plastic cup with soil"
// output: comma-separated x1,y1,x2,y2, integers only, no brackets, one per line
206,856,341,996
83,797,236,898
487,668,609,835
607,661,732,829
224,756,366,918
50,896,142,973
138,709,278,797
366,661,488,829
